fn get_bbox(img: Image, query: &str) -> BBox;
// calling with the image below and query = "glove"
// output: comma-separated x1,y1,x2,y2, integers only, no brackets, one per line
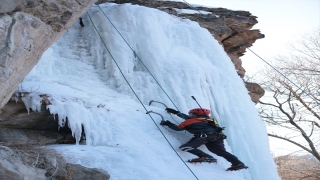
160,120,172,126
218,132,227,140
165,108,179,114
217,127,225,133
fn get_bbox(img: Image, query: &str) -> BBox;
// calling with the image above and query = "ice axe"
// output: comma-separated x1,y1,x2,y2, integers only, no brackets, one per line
191,96,208,116
146,111,181,134
148,100,168,108
146,110,165,120
148,100,179,123
146,110,166,125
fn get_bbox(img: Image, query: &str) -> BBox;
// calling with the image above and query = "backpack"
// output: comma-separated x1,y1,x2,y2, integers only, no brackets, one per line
207,118,227,140
196,116,227,140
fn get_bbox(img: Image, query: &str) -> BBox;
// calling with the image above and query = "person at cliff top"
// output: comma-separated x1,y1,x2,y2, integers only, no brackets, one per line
161,107,248,171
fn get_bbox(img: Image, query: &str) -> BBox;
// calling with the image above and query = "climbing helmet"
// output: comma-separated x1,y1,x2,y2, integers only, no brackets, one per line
188,108,210,115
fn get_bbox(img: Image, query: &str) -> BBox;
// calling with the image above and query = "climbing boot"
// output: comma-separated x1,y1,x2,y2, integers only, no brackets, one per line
226,163,248,171
187,157,217,164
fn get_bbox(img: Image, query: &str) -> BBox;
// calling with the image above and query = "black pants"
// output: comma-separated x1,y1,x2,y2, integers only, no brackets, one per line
179,135,242,165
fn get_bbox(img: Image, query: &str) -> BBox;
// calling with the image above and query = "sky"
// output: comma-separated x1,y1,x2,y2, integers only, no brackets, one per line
182,0,320,155
184,0,320,75
17,2,280,180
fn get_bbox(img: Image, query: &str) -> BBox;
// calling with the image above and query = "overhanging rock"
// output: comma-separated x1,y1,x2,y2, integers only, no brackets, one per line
0,0,97,110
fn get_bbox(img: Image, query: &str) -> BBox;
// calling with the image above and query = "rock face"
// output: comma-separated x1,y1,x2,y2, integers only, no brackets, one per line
0,12,52,111
245,82,265,104
0,0,97,110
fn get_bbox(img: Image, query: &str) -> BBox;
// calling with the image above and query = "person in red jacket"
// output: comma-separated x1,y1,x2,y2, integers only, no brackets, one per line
161,107,247,171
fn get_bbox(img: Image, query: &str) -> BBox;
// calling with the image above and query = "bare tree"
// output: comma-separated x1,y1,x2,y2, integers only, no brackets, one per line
255,29,320,161
275,155,320,180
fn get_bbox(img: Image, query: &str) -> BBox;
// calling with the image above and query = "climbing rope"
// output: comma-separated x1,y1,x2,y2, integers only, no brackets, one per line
181,0,320,105
86,11,199,180
96,4,181,111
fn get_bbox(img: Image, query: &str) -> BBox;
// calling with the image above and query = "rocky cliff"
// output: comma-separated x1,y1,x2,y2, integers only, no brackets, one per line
0,0,264,179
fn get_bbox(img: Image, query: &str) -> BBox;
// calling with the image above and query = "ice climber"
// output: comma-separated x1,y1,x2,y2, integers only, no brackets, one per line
160,107,248,171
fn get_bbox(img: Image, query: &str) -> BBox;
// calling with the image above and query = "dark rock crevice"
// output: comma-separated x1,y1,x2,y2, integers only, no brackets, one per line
0,100,79,146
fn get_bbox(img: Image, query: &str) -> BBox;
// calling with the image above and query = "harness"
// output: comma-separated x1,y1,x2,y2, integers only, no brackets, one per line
194,131,215,138
194,131,227,142
195,118,227,141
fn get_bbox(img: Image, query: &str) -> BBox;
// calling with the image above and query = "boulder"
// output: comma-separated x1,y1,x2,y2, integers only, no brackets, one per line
0,146,47,180
245,82,265,104
0,0,29,13
0,146,110,180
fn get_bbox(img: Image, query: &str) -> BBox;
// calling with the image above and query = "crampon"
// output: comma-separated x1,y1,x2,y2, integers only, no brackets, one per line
226,163,248,171
187,157,217,164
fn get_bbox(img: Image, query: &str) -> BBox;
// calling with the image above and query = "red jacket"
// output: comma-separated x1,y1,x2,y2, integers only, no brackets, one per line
166,113,218,134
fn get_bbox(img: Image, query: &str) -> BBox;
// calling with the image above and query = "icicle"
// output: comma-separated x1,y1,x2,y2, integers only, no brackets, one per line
30,94,42,112
21,96,31,115
11,92,19,103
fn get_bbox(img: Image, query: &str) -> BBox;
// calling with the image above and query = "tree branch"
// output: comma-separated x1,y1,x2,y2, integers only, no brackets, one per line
268,133,312,154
